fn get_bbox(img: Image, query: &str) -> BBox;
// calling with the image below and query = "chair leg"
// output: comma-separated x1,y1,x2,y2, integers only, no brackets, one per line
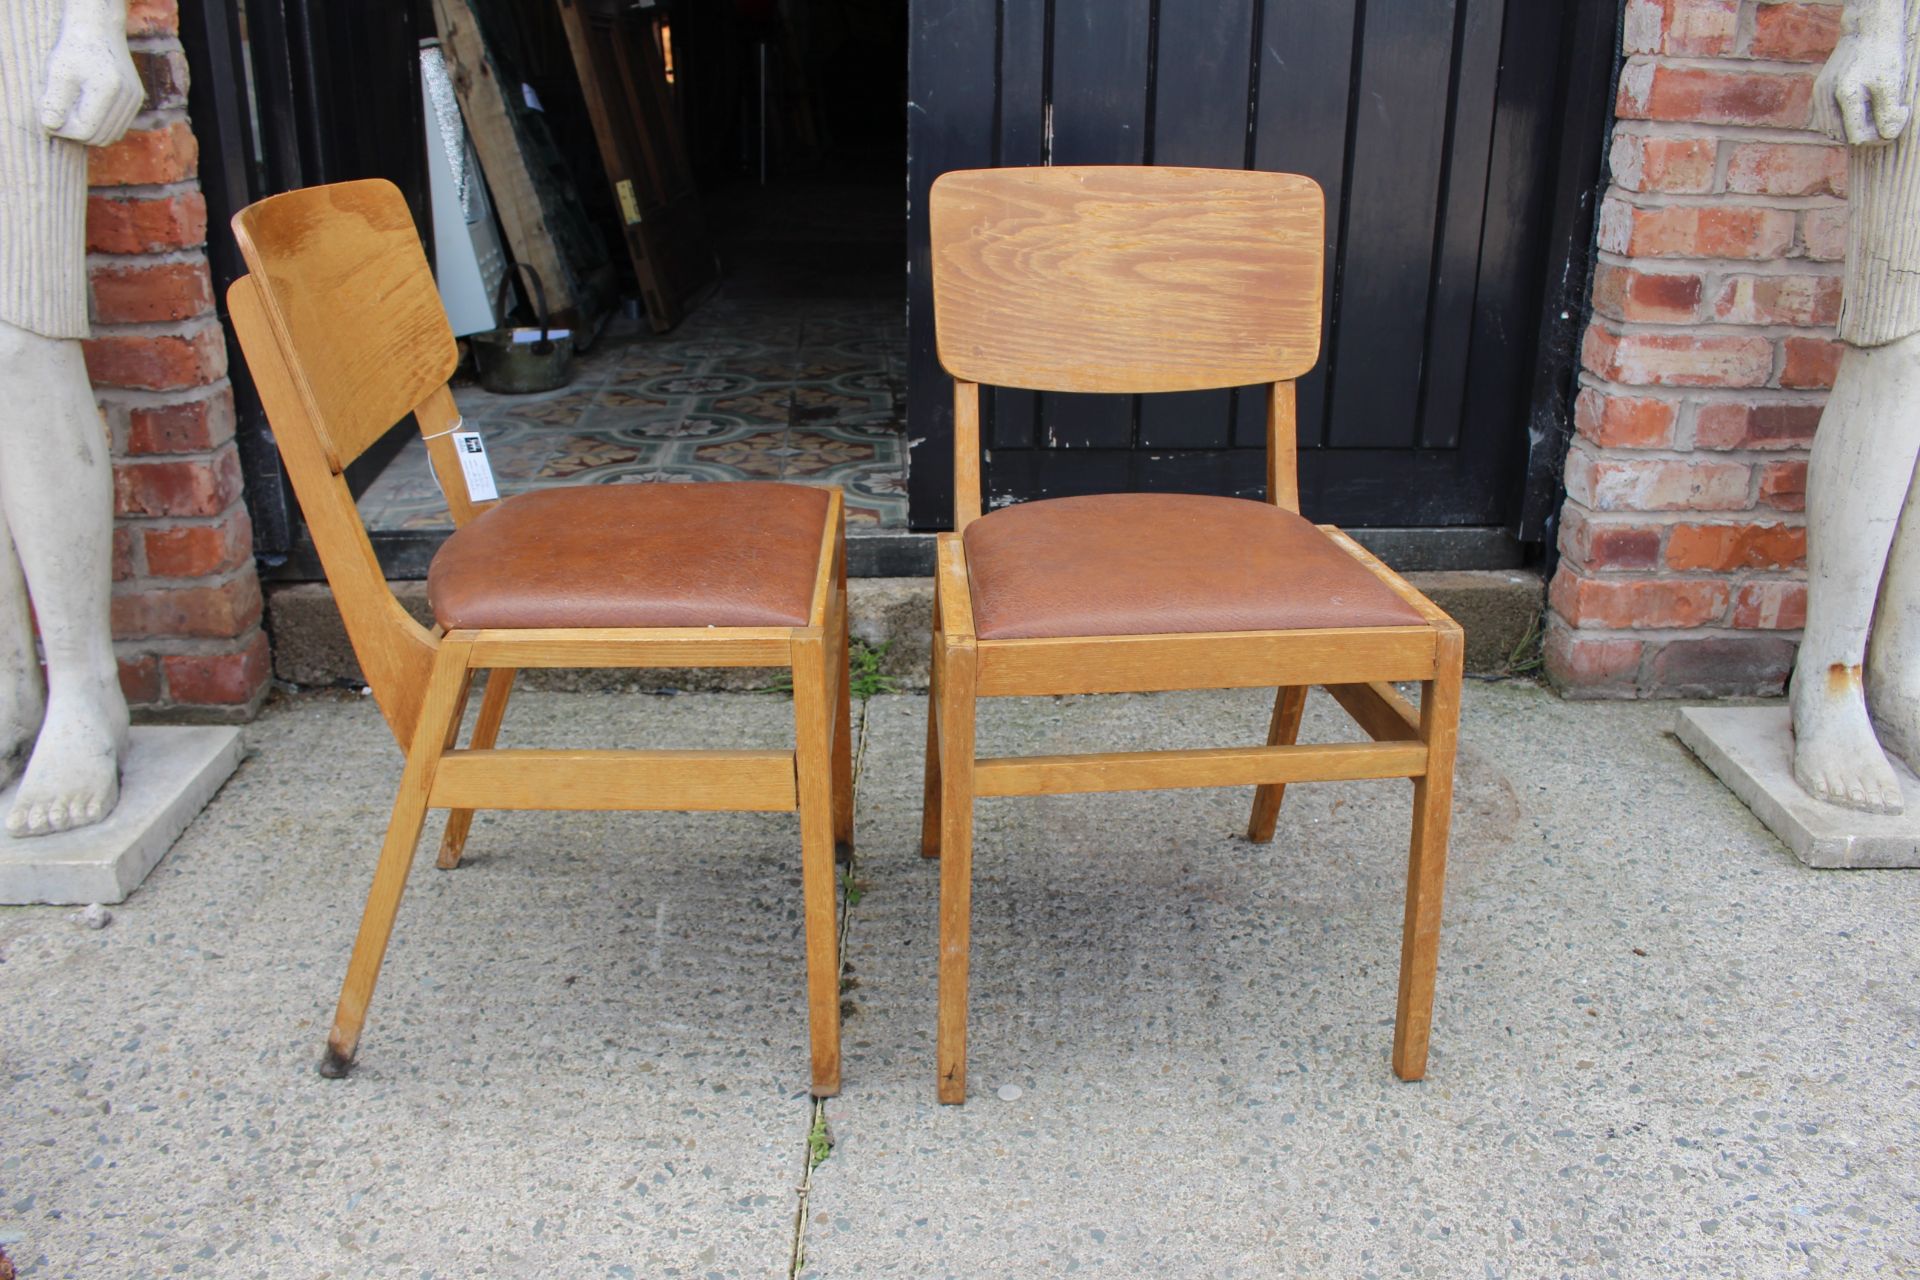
793,632,843,1097
830,554,855,860
321,641,473,1078
436,667,516,870
1392,627,1464,1081
934,636,977,1104
919,597,944,859
1246,685,1309,843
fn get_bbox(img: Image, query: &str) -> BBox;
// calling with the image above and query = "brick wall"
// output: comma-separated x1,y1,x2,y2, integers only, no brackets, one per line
86,0,268,718
1547,0,1845,698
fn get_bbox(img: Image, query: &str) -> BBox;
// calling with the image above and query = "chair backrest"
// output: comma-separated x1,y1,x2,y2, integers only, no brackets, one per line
929,166,1324,393
231,179,460,472
929,166,1324,528
227,180,471,749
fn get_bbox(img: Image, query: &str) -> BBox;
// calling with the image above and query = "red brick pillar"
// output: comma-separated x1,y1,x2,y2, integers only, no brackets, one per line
85,0,268,718
1548,0,1844,697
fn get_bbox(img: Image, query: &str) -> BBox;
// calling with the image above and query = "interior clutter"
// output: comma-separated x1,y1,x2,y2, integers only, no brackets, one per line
361,0,909,533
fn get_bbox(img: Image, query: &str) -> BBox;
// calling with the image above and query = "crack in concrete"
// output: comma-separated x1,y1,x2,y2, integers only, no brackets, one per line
787,692,873,1278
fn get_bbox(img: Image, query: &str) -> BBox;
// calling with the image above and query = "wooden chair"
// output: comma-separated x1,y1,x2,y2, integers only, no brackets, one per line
227,179,852,1096
923,166,1465,1103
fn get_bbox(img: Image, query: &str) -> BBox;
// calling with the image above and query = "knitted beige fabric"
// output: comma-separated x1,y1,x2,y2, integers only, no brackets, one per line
0,0,90,341
1842,0,1920,348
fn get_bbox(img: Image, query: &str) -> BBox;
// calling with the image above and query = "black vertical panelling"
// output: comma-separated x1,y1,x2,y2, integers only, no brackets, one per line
990,0,1048,455
905,0,1613,537
1136,0,1254,451
1237,0,1359,456
1416,0,1504,450
1325,0,1458,450
1037,0,1151,453
905,0,999,528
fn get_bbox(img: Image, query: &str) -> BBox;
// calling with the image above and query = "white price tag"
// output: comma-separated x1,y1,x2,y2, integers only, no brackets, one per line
451,429,498,502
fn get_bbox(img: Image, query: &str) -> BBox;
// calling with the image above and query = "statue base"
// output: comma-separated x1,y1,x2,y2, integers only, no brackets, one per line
1677,706,1920,868
0,725,243,904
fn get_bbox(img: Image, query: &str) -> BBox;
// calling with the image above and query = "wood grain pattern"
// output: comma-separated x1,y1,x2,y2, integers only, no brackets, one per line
428,749,799,812
974,627,1436,697
231,180,459,473
436,666,516,869
953,381,983,530
1392,624,1465,1081
975,741,1427,797
1266,381,1300,512
934,633,978,1106
229,276,436,749
1246,684,1308,843
465,629,793,669
229,182,850,1090
793,631,843,1095
930,167,1324,393
430,0,581,324
1326,681,1423,743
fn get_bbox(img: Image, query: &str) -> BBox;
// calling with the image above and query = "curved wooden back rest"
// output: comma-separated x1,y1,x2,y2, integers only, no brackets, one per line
227,179,476,748
929,166,1325,527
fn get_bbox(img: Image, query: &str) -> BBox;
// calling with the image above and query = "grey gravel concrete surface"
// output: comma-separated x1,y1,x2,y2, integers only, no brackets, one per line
1,682,1916,1278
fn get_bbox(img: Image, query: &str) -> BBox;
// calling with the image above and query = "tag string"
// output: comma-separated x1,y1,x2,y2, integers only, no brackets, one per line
420,418,467,442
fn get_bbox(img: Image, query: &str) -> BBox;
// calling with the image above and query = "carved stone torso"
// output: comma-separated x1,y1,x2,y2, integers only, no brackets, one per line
1842,0,1920,347
0,0,91,341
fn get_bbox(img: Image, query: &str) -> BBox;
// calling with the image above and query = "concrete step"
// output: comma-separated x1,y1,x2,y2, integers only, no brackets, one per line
268,570,1545,694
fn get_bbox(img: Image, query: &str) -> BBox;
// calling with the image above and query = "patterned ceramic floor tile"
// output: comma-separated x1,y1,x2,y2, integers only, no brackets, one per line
356,294,910,533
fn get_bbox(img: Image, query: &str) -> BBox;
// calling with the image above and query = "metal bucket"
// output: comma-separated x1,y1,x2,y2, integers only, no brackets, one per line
469,263,574,395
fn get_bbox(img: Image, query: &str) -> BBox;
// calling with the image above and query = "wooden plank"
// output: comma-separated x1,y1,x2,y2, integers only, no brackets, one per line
935,634,978,1103
465,628,792,668
808,490,844,629
931,168,1325,394
975,627,1437,697
1323,0,1460,450
1318,526,1461,630
1393,623,1464,1080
905,0,997,528
1326,681,1422,742
936,533,975,639
431,0,582,322
428,749,798,811
553,0,715,332
1236,0,1359,452
953,382,982,530
792,632,843,1095
1267,381,1299,511
1246,684,1309,842
231,182,459,473
1037,0,1152,450
1419,0,1506,451
228,276,436,749
1137,0,1256,451
975,741,1428,797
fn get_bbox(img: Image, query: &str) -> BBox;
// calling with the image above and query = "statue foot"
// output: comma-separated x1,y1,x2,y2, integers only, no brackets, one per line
1790,661,1905,814
5,682,129,836
1869,674,1920,779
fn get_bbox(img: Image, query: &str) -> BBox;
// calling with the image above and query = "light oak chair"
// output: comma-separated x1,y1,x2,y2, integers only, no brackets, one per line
923,166,1465,1103
227,179,852,1095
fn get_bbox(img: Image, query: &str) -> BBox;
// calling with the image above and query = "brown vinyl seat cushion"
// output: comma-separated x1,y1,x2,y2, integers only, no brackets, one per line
961,493,1427,640
428,482,833,631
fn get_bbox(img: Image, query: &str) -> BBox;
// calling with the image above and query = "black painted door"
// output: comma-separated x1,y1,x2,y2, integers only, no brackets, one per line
905,0,1616,535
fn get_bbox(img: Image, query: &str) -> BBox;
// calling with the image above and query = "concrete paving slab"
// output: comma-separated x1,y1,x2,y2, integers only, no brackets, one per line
806,685,1920,1278
2,682,1917,1279
0,726,243,905
0,690,822,1279
1677,704,1920,868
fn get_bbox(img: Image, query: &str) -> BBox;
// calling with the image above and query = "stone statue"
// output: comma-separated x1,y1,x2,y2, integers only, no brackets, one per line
0,0,143,834
1793,0,1920,813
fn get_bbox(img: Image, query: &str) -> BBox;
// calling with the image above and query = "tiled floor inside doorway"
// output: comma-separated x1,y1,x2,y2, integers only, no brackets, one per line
356,291,908,531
